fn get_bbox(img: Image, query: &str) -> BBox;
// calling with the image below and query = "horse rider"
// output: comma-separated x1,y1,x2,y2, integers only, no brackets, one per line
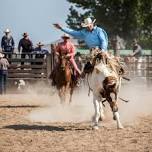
50,34,81,86
53,17,124,76
1,28,15,59
56,34,81,75
53,17,108,57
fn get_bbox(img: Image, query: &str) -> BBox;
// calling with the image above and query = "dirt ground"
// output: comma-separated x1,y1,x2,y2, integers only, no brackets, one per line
0,93,152,152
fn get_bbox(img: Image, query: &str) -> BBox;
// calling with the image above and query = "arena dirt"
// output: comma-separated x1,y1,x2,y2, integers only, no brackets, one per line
0,78,152,152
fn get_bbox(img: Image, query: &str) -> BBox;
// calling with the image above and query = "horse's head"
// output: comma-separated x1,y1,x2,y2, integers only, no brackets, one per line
82,52,107,77
58,53,70,70
93,52,107,65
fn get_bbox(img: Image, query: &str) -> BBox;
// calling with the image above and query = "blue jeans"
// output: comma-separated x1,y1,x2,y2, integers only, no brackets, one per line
0,71,8,95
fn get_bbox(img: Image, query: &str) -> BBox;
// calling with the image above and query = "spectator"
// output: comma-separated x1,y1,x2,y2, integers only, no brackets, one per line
0,52,9,94
1,28,15,59
130,39,143,74
131,39,142,58
33,42,49,65
18,32,33,66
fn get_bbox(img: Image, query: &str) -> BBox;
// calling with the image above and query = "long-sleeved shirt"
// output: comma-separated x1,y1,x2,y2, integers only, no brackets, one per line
56,41,75,58
61,26,108,51
18,38,33,53
32,47,49,58
1,35,15,52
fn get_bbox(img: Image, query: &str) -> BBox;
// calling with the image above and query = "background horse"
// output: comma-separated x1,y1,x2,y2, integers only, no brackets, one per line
51,54,75,103
82,53,123,129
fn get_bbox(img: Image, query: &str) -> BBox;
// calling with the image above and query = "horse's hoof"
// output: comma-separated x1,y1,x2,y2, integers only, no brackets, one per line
93,125,99,130
117,125,124,129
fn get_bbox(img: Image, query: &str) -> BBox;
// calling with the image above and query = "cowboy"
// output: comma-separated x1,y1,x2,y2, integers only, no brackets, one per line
50,34,81,86
53,17,108,56
0,52,9,94
56,34,81,75
18,32,33,66
1,28,15,59
32,42,49,65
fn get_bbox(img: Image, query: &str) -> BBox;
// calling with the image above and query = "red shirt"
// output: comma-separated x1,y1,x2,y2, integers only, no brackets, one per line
56,41,75,58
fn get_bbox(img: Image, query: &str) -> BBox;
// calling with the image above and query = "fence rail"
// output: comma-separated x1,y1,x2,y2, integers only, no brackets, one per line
3,52,152,81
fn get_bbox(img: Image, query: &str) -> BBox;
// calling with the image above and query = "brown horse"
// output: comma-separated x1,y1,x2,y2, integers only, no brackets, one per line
50,54,76,103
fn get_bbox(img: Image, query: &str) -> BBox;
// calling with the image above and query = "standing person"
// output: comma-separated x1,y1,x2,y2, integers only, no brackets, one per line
32,42,49,65
130,39,143,75
131,39,142,58
18,32,33,66
1,28,15,59
0,52,9,94
53,17,108,56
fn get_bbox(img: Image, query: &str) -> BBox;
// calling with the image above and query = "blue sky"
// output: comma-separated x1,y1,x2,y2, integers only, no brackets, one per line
0,0,71,47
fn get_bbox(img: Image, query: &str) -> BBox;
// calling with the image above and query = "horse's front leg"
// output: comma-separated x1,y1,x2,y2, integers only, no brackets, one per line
92,95,101,130
59,87,66,104
69,86,74,103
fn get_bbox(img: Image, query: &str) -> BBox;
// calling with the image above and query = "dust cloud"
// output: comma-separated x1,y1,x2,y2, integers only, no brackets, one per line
2,78,152,124
27,77,152,124
119,77,152,123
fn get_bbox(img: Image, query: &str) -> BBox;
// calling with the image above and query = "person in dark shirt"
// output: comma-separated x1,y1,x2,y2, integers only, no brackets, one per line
32,42,49,65
1,28,15,59
18,32,33,66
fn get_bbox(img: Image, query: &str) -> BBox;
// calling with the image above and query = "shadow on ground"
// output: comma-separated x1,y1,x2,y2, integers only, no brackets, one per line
0,105,40,108
3,124,91,132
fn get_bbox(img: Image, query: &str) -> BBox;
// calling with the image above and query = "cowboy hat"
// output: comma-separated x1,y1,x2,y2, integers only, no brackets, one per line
61,33,70,39
4,28,10,33
22,32,28,37
81,17,96,27
37,42,44,46
0,52,4,58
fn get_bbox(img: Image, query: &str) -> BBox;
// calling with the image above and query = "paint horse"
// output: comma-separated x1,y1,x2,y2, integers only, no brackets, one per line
82,52,124,129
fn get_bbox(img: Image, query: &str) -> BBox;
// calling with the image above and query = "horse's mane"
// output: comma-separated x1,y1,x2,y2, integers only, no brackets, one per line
83,52,107,74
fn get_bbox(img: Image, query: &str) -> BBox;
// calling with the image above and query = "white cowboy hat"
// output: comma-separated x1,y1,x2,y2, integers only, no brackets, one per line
37,42,44,46
4,28,10,33
61,33,70,39
0,53,4,58
81,17,96,27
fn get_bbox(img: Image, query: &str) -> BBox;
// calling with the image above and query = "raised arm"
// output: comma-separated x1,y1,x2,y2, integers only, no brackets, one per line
53,23,84,39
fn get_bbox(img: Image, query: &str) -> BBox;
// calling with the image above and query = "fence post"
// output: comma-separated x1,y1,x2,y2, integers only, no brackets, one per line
46,54,52,78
